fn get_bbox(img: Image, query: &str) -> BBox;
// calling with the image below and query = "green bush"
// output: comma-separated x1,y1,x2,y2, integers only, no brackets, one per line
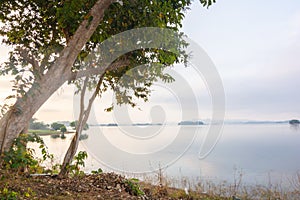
0,185,35,199
91,168,103,174
124,178,145,196
1,134,53,174
67,151,88,176
0,186,18,200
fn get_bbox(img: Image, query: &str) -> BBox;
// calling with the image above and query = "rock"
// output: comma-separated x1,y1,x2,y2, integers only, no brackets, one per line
106,185,112,190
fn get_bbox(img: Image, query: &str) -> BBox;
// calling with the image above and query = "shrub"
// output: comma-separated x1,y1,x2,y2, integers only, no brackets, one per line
1,134,53,174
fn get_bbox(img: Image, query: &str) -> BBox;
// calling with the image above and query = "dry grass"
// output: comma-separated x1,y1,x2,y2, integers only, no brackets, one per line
128,168,300,200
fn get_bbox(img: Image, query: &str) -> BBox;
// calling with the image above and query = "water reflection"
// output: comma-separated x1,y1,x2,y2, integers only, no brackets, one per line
290,124,300,131
29,124,300,186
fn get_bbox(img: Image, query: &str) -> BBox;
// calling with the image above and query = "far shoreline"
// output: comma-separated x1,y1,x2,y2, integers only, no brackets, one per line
28,129,75,136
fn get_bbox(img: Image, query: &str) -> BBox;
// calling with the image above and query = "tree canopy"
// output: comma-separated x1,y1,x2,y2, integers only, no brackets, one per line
0,0,215,108
50,122,65,131
29,118,49,130
70,121,89,131
0,0,216,155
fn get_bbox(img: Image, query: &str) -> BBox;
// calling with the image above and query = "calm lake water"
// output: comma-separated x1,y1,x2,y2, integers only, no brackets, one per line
30,124,300,186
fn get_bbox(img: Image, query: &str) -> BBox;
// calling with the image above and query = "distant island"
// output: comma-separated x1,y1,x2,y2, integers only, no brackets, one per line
106,123,118,127
178,121,204,125
289,119,300,125
132,123,163,126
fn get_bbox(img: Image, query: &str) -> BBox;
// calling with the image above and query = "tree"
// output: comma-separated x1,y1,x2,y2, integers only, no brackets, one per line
0,0,215,157
70,122,76,129
0,0,115,154
60,126,67,139
29,118,49,130
70,121,89,131
289,119,300,125
50,122,65,131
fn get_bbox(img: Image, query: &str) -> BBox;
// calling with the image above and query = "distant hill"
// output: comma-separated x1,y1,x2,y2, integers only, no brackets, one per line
178,121,204,125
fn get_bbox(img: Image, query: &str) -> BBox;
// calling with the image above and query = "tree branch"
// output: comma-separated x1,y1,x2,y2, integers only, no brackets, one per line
68,58,131,81
17,47,41,76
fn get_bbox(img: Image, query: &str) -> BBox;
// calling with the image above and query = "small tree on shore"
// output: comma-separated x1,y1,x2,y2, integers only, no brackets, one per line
50,123,65,131
60,126,67,139
70,121,89,131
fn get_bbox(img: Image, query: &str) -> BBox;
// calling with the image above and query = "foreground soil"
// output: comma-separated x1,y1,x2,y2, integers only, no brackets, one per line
0,171,226,200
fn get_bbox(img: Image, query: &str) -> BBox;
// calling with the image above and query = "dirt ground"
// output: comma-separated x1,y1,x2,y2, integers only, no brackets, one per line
0,170,220,200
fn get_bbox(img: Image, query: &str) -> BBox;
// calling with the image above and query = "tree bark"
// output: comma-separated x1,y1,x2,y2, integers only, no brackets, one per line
0,0,115,154
0,72,68,153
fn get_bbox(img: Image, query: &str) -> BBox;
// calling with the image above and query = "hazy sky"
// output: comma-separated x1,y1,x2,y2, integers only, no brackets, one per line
182,0,300,121
0,0,300,123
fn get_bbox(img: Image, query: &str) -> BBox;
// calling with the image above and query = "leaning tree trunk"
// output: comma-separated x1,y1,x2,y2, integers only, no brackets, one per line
59,78,89,177
0,70,68,154
59,129,83,177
